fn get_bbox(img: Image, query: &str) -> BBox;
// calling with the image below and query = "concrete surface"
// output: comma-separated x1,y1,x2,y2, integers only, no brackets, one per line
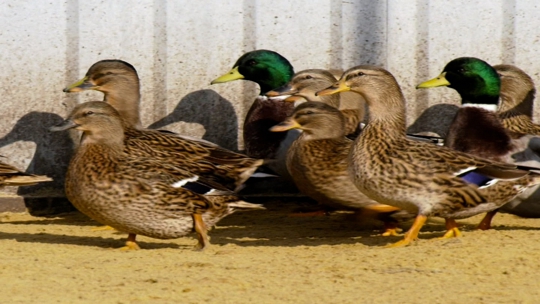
1,1,539,212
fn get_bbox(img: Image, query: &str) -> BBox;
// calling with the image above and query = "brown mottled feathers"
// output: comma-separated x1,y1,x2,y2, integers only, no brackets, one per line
0,160,52,187
324,65,539,219
123,127,263,191
494,64,540,136
60,101,264,247
278,102,412,224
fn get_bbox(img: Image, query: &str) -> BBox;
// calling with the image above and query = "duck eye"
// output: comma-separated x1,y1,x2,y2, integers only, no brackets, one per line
247,60,257,66
105,71,113,75
305,75,313,80
457,68,466,74
84,111,94,117
305,110,314,115
356,72,365,77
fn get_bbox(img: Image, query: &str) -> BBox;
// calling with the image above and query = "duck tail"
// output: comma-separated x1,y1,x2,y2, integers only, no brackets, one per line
2,175,53,186
228,200,266,211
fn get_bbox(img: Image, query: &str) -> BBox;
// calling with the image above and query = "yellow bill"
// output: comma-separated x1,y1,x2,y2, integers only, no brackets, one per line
211,66,244,84
316,82,350,96
269,119,302,132
416,72,450,89
63,76,95,92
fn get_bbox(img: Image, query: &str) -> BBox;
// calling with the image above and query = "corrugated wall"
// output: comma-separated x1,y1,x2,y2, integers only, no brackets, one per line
1,0,539,197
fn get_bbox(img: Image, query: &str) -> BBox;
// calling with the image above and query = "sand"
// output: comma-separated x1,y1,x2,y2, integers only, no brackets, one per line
1,198,540,304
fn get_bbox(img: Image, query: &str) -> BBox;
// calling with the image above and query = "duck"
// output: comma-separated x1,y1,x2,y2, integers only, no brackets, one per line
0,160,52,187
417,57,540,227
270,101,412,235
50,101,265,250
317,65,540,247
266,69,365,137
494,64,540,135
211,50,296,177
63,59,265,192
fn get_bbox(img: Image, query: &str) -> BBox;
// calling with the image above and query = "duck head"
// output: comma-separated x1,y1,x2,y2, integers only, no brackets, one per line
417,57,501,107
50,101,125,146
211,50,294,94
63,60,140,94
270,102,345,140
266,69,340,106
494,64,536,116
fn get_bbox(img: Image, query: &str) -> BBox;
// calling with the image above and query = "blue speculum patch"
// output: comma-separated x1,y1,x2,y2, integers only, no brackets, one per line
459,171,492,187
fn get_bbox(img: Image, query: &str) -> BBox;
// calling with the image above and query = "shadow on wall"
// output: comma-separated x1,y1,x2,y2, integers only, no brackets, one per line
0,111,75,215
147,89,239,151
407,104,459,138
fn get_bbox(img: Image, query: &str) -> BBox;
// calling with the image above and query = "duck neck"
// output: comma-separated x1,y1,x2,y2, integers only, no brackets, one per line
361,86,407,138
103,84,142,129
80,126,126,155
461,95,499,112
256,68,294,95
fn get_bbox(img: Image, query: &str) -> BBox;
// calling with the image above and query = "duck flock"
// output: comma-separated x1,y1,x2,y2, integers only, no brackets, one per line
2,50,540,249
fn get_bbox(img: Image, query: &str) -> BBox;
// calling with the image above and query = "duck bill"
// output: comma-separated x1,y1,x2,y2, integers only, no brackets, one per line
269,119,302,132
266,84,298,97
210,66,244,84
49,119,79,132
63,76,96,92
284,95,304,102
416,72,450,89
316,82,350,96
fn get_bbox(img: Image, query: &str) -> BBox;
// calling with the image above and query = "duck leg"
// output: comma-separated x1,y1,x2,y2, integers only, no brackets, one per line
476,209,498,230
440,219,462,239
386,215,427,248
193,213,210,250
120,233,140,250
381,220,402,237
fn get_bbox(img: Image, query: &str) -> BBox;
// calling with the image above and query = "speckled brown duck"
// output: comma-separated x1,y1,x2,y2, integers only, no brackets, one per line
51,101,265,250
494,64,540,135
266,69,365,137
0,160,52,187
417,57,540,227
270,101,412,235
318,65,540,247
63,59,265,192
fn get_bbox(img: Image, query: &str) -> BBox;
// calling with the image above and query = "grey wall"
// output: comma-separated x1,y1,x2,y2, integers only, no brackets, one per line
1,0,540,196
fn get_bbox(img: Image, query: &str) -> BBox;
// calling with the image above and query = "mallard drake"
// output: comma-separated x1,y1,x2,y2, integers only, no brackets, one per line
417,57,540,227
0,160,52,187
51,101,265,250
494,64,540,135
64,59,265,192
266,69,365,137
317,65,540,247
211,50,296,177
270,101,412,234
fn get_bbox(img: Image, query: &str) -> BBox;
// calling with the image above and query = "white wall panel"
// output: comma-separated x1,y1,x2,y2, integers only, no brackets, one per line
1,0,540,196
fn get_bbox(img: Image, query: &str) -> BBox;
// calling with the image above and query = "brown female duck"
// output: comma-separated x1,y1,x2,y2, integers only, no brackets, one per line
270,101,411,235
0,160,51,187
318,65,540,247
494,64,540,135
266,69,365,137
64,59,264,192
51,101,264,250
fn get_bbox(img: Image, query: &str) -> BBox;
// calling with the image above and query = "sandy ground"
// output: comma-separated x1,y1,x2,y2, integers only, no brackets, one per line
1,198,540,304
